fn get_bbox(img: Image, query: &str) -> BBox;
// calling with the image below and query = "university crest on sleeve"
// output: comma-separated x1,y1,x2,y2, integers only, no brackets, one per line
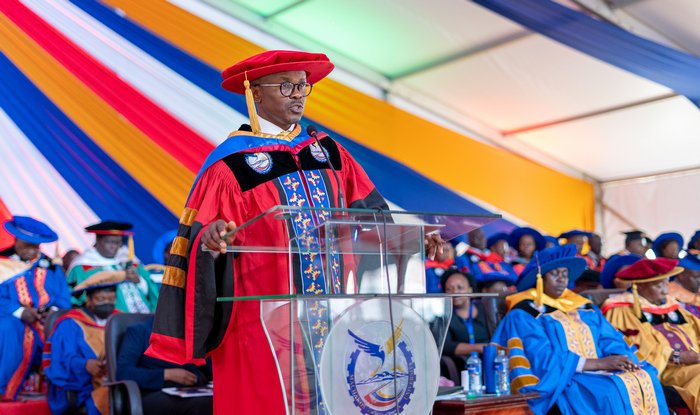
319,299,439,415
245,152,273,174
310,142,328,162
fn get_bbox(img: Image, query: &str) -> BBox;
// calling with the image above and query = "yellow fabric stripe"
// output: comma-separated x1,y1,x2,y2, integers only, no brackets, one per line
0,15,192,214
103,0,595,233
509,355,531,369
507,337,524,350
171,236,189,257
180,207,199,227
162,266,186,289
511,374,539,392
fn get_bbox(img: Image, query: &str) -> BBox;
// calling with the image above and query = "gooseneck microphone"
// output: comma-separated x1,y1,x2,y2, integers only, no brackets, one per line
307,125,345,209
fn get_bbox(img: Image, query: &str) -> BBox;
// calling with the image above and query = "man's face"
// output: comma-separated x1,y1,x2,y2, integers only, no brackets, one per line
543,267,569,299
483,281,508,294
252,70,307,130
14,239,40,262
518,235,536,259
661,241,679,259
468,229,485,250
627,240,647,256
569,235,586,254
491,240,508,260
678,269,700,293
638,279,669,305
95,235,123,259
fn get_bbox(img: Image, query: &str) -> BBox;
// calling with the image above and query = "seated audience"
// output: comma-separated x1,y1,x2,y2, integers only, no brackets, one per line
0,217,71,400
558,229,596,270
68,221,158,312
585,233,606,271
669,256,700,318
508,227,545,275
615,230,652,257
484,233,509,263
436,270,490,369
652,232,683,260
603,258,700,414
44,274,119,415
117,315,212,415
491,244,667,415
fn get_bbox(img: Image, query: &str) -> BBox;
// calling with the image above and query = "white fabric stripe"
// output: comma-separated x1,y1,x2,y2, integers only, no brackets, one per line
0,109,99,254
21,0,247,145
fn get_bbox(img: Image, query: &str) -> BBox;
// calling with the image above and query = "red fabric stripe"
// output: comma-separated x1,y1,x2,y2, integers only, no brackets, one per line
146,332,205,366
1,1,214,173
0,197,13,250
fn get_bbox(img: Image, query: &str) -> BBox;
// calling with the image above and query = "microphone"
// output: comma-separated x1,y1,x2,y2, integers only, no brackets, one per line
307,125,345,209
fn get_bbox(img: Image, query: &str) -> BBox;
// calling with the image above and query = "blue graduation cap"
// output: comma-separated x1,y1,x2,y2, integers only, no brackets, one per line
544,235,559,247
486,232,509,249
679,255,700,271
558,229,592,240
652,232,684,257
471,261,517,285
600,254,642,288
508,227,546,252
3,216,58,245
516,244,587,291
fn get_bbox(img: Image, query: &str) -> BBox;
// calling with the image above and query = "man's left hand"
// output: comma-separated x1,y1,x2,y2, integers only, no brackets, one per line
125,268,140,283
425,233,444,261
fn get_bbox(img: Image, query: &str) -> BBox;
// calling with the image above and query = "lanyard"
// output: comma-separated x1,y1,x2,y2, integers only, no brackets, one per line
462,303,475,344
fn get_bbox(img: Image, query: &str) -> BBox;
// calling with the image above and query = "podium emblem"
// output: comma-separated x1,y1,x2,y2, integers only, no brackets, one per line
319,299,440,415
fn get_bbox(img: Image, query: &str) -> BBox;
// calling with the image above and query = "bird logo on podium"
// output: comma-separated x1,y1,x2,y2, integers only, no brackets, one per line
345,319,416,415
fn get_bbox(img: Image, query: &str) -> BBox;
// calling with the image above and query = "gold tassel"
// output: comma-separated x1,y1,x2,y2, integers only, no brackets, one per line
128,235,135,262
52,241,62,266
632,283,642,319
243,72,261,134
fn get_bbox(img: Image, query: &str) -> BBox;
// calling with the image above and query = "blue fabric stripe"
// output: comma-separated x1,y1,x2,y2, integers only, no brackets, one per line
0,53,177,264
70,0,513,236
474,0,700,107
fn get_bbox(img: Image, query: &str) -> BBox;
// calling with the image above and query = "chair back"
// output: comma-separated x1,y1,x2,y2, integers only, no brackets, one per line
579,288,626,307
45,308,70,339
105,313,152,382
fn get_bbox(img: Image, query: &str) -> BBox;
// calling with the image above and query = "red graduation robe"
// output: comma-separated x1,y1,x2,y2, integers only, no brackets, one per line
147,125,387,414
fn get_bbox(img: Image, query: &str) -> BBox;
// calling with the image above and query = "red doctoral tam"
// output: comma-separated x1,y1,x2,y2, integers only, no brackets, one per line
221,50,334,94
615,257,683,283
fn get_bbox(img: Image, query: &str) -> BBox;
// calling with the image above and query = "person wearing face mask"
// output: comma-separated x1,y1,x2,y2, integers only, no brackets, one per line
43,273,119,415
68,221,158,313
491,245,667,415
603,258,700,414
0,217,71,401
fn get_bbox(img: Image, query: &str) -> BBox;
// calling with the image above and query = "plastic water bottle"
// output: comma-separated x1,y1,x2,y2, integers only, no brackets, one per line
494,349,510,396
466,352,482,398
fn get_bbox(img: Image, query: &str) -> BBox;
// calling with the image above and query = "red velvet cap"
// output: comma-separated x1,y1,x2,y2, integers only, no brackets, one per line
221,50,335,94
615,257,683,283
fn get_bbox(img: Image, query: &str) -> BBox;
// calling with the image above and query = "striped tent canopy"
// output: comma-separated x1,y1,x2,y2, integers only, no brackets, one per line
0,0,593,263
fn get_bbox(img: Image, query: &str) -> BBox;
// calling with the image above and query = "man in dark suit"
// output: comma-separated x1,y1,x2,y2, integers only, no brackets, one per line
116,316,212,415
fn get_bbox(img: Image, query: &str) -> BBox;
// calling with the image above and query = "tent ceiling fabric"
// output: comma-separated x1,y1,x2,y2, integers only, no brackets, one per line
207,0,700,182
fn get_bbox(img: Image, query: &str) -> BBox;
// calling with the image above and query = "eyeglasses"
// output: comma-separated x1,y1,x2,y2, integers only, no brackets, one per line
253,81,313,97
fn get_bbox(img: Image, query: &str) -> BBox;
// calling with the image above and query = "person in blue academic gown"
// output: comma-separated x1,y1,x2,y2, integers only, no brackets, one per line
43,272,120,415
0,216,71,400
491,244,667,415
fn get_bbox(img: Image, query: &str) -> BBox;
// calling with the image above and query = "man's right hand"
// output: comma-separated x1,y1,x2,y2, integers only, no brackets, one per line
20,307,41,325
201,220,237,255
164,368,198,386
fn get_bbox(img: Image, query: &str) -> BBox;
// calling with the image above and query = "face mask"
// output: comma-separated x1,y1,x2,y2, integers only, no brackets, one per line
92,303,115,319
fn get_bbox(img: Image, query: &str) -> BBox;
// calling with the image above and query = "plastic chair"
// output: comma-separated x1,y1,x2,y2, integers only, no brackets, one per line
104,313,152,415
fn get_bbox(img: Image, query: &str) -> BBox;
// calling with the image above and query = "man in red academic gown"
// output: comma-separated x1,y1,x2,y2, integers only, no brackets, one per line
146,51,393,415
